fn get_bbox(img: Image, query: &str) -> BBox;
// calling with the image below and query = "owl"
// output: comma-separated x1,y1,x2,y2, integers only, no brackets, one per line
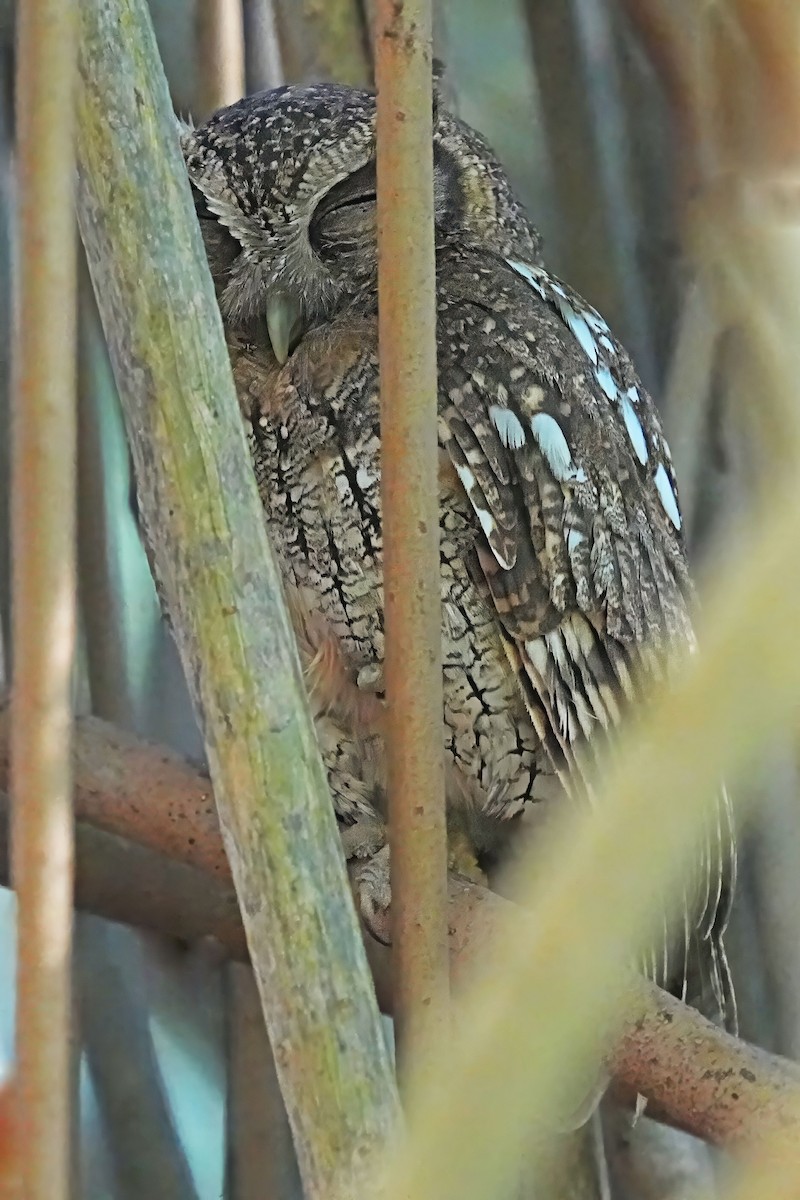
181,84,736,1033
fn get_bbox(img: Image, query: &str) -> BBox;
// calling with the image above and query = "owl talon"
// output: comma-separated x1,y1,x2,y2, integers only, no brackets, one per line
340,817,387,861
353,844,392,945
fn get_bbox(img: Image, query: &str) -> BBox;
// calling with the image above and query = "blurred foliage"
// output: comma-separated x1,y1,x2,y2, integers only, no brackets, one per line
2,1,800,1198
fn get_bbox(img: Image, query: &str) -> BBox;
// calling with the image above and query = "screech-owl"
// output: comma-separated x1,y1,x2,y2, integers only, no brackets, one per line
180,83,736,1033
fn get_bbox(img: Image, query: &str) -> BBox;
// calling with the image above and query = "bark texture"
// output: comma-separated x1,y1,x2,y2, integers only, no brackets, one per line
73,3,399,1195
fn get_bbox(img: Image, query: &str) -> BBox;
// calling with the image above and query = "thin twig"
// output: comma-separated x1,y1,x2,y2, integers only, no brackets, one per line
12,3,78,1197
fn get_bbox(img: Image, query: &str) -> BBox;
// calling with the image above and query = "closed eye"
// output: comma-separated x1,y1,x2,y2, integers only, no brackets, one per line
310,171,378,255
312,160,377,221
324,191,376,214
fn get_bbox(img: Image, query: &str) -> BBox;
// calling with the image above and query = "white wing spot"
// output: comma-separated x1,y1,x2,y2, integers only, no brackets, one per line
455,463,477,492
584,308,610,334
530,413,586,483
524,638,550,677
490,405,526,449
554,296,599,364
626,384,641,406
655,463,681,529
621,395,648,465
356,465,377,490
595,364,618,401
505,258,547,299
566,527,586,555
474,507,513,569
474,506,497,541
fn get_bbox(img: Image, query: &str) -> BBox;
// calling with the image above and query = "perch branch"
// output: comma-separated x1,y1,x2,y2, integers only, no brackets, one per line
0,787,248,960
2,697,799,1153
74,2,398,1196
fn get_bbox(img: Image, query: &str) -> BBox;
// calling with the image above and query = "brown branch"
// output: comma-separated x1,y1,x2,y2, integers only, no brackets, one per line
374,0,450,1057
1,695,799,1152
0,788,247,960
0,694,228,881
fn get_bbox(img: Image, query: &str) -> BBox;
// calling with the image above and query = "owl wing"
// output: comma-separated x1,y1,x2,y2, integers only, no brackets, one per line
436,247,736,1028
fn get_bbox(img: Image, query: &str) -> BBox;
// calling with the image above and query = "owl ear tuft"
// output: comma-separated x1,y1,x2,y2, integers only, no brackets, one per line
174,112,196,161
432,57,459,121
432,57,448,120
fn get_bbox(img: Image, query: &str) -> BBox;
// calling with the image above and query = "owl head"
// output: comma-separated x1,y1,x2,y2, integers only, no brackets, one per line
181,83,540,363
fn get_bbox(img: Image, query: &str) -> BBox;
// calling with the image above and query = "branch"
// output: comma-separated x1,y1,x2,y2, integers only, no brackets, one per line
0,787,248,961
374,0,450,1056
2,697,798,1152
271,0,371,88
13,3,78,1196
73,2,398,1195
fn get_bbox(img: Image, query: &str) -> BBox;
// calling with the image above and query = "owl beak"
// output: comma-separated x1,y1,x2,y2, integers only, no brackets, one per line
266,292,304,365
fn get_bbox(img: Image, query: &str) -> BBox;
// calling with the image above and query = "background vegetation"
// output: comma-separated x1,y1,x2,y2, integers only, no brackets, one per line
2,2,799,1197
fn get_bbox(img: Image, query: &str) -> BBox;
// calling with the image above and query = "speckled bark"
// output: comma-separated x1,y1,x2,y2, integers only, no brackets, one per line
73,1,399,1194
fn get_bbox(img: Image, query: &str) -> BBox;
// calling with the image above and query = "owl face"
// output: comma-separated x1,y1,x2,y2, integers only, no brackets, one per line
182,83,540,363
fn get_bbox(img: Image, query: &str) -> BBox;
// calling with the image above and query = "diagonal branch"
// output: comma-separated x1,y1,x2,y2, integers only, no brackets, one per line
2,696,798,1153
73,2,398,1196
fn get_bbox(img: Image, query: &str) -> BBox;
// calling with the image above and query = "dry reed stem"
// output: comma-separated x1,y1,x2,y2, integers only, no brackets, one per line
12,3,78,1197
374,0,450,1065
195,0,246,119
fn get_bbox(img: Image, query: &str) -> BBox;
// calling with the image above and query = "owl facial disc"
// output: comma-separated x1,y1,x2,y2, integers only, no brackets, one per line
266,291,304,364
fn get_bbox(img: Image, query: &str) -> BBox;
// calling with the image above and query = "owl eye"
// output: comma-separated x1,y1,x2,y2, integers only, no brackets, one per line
310,195,377,256
310,162,377,254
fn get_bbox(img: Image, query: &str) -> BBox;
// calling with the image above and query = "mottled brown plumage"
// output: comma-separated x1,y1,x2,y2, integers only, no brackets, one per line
181,84,736,1033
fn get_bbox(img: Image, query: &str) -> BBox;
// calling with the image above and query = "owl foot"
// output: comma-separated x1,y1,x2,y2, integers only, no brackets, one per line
347,825,486,944
352,843,393,944
339,816,387,861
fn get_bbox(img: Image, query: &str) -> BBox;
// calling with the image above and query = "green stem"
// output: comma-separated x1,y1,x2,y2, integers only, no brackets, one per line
74,1,399,1193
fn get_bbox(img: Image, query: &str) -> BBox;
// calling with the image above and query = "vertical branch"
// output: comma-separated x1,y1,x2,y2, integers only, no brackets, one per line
0,45,13,670
195,0,245,119
523,0,657,387
12,2,78,1197
374,0,450,1065
75,2,399,1196
271,0,371,87
242,0,284,93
